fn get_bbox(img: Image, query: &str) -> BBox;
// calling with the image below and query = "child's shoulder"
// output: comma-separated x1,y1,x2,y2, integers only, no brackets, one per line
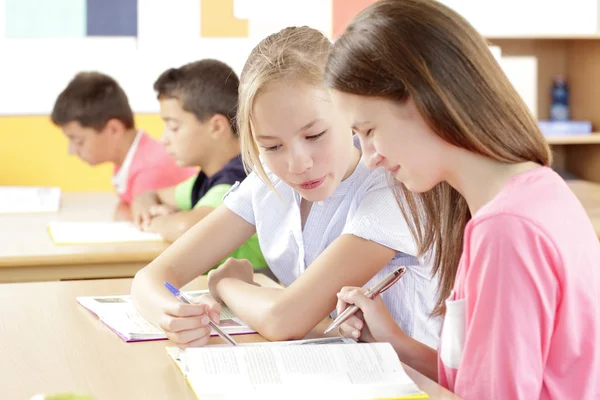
133,131,177,166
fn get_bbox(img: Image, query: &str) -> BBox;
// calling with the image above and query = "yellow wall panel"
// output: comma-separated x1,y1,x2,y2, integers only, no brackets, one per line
0,114,165,191
201,0,249,38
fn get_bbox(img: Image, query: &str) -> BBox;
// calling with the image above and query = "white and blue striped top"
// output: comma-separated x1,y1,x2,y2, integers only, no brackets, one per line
223,156,441,348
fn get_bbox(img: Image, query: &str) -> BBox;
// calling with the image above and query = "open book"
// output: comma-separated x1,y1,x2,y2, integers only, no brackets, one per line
77,290,256,342
0,186,61,214
167,342,427,400
48,221,163,244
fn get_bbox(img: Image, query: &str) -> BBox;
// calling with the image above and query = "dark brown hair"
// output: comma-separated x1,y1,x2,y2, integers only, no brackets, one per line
325,0,551,315
154,59,240,137
51,72,134,131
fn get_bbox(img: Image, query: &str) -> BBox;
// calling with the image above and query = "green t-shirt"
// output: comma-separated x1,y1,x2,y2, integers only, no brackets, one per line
174,176,267,271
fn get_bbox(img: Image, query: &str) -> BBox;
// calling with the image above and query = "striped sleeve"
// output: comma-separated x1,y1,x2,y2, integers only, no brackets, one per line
222,172,259,226
342,184,417,257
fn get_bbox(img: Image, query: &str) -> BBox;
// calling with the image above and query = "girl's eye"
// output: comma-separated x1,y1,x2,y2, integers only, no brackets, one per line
306,131,326,141
264,145,281,152
365,129,373,137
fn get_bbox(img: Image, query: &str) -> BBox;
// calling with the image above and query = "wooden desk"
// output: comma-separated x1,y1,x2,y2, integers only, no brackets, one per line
0,192,168,283
567,180,600,239
1,274,459,400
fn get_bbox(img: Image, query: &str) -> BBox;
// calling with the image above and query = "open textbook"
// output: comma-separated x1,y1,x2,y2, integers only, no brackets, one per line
0,186,61,214
167,342,427,400
48,221,163,244
77,290,256,342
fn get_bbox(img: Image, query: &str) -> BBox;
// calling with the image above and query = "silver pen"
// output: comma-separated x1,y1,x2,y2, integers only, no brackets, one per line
324,266,406,335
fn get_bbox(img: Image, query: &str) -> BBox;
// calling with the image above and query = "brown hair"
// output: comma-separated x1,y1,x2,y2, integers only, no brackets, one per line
154,59,240,137
325,0,551,315
51,72,134,131
237,26,332,185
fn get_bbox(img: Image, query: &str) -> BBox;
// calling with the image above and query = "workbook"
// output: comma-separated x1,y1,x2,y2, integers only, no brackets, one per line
48,221,163,244
0,186,61,214
167,342,428,400
77,290,256,342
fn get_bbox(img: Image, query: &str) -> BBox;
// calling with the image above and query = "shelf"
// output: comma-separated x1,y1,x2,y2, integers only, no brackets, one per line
546,134,600,145
486,33,600,40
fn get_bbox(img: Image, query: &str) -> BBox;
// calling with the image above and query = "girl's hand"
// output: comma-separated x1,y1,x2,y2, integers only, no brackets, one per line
336,287,406,344
208,258,256,303
158,293,221,347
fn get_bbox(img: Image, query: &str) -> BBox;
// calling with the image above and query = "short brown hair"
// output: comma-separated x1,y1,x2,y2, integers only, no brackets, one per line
326,0,550,315
51,72,135,131
154,59,240,136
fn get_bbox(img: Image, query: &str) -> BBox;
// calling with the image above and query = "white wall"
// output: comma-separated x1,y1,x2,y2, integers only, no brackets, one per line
440,0,598,36
0,0,332,115
0,0,598,116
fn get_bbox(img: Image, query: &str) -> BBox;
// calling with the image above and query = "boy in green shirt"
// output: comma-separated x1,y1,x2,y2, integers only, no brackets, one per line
132,60,266,270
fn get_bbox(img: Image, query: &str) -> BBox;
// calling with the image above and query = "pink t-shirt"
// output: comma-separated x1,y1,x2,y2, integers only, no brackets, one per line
112,131,196,204
438,167,600,400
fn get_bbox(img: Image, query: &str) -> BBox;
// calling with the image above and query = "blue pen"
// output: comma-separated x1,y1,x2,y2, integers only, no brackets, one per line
164,281,237,346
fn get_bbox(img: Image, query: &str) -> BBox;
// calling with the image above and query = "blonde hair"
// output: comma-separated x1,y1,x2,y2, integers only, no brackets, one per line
237,26,332,187
325,0,551,315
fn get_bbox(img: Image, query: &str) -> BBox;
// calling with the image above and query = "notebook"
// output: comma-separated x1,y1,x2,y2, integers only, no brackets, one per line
167,341,428,400
48,221,163,244
0,186,61,214
77,290,256,342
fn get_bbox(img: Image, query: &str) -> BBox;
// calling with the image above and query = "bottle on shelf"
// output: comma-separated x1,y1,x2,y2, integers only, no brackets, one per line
550,75,570,121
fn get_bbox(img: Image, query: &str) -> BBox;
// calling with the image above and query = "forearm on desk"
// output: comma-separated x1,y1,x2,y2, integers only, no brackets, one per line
216,278,314,341
131,267,182,326
149,209,211,243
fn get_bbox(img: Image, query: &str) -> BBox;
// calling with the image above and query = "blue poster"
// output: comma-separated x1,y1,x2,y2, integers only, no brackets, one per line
86,0,137,36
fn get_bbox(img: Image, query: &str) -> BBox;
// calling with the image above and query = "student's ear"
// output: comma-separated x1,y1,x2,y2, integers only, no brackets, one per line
208,114,233,140
102,119,128,137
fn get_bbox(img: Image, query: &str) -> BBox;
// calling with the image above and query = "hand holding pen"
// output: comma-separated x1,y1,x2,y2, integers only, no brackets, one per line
325,267,406,342
164,282,238,346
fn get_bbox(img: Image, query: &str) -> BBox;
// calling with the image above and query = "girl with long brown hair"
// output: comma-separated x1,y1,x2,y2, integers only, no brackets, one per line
327,1,600,399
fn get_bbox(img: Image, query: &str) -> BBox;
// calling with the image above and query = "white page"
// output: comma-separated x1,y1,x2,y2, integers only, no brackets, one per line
0,186,61,214
77,291,256,341
47,221,164,244
179,343,424,400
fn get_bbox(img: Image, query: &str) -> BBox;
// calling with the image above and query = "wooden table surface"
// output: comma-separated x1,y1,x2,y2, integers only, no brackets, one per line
0,180,597,284
0,192,169,282
0,274,460,400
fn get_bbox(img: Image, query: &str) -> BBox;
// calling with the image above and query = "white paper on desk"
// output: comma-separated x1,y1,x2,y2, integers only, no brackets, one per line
168,343,425,400
77,290,256,342
47,221,164,244
0,186,61,214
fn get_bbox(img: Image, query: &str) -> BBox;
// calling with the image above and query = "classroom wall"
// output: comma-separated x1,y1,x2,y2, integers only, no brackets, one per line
1,0,598,191
0,114,164,190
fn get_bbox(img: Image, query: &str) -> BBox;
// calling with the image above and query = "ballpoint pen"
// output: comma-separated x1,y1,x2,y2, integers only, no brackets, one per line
324,266,406,335
164,281,237,346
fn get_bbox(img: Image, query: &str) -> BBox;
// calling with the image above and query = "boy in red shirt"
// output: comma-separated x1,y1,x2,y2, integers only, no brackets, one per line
51,72,196,204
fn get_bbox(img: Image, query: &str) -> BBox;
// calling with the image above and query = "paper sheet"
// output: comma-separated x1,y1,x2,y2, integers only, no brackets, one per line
48,221,163,244
0,186,61,214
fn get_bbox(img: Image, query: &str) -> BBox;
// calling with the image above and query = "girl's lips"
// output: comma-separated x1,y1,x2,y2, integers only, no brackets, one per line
298,176,326,190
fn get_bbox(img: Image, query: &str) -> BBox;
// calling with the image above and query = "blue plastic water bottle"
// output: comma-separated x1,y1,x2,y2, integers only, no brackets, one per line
550,75,570,121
